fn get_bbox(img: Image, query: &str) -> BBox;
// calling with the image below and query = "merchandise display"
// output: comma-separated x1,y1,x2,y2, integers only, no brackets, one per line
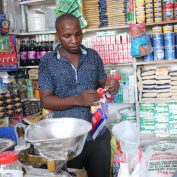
1,0,177,177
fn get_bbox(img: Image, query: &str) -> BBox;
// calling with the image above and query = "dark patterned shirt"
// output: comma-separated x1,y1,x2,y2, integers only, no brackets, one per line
38,44,107,140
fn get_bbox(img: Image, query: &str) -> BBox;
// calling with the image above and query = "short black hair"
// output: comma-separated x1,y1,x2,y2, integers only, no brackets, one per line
55,13,80,32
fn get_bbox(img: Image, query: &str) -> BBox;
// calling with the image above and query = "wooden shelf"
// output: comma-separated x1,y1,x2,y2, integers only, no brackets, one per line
11,30,56,36
19,0,56,5
136,59,177,65
138,100,177,103
104,63,134,67
146,20,177,27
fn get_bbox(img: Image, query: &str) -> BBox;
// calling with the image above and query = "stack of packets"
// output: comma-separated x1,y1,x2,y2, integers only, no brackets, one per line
140,103,177,137
106,0,128,27
82,0,100,29
99,0,108,27
54,0,87,28
119,106,136,121
137,65,177,102
90,88,111,139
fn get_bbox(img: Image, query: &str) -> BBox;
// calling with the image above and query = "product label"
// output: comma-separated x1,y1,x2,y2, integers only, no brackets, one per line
20,51,28,60
40,51,47,57
28,51,36,60
36,51,41,59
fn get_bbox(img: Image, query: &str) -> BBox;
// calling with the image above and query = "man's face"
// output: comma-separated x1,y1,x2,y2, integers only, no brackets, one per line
56,19,83,54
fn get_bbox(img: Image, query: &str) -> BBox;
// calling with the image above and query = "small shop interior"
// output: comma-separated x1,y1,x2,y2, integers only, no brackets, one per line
1,0,177,177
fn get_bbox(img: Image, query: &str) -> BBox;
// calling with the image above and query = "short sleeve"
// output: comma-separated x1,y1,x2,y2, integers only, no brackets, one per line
38,57,54,90
95,51,107,81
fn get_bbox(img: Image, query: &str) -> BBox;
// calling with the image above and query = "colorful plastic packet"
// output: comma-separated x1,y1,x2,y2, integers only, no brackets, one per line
90,88,111,140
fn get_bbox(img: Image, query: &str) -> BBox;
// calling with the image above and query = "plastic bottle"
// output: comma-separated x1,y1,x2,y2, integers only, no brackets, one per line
20,40,28,66
28,40,37,66
0,151,23,177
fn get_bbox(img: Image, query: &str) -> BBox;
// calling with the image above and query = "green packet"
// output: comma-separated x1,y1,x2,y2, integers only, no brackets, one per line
78,16,87,28
56,0,77,13
68,1,80,13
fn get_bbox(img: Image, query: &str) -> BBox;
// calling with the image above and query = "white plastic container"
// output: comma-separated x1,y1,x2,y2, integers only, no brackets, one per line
0,151,23,177
27,10,46,32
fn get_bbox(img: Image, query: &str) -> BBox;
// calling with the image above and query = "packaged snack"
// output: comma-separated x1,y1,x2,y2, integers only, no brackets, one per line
130,22,153,57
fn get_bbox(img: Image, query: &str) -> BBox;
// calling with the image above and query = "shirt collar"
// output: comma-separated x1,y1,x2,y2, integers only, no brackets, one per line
53,44,87,60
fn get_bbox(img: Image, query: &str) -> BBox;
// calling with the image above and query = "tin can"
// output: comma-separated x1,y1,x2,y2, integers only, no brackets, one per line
152,26,163,34
174,4,177,19
162,0,174,4
154,7,162,13
164,32,175,46
146,8,154,13
163,25,174,33
146,13,154,18
165,46,175,60
154,0,162,2
175,32,177,45
145,3,153,8
146,18,154,23
154,2,162,8
174,25,177,32
135,0,145,7
144,52,153,62
136,16,145,23
155,17,163,22
152,33,164,47
163,4,174,21
153,47,164,61
154,12,162,17
145,0,153,2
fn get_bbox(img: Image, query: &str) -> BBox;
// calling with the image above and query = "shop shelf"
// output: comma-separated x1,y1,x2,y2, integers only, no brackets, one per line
18,66,39,69
19,0,56,5
140,133,177,140
136,59,177,66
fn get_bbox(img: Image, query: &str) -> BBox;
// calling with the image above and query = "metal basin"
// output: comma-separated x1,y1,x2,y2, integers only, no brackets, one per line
25,118,92,160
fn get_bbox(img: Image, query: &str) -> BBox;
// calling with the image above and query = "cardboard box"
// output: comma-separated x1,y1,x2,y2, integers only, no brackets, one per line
28,69,38,80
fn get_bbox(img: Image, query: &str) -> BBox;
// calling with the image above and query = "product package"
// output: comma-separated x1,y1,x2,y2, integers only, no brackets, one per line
130,22,153,57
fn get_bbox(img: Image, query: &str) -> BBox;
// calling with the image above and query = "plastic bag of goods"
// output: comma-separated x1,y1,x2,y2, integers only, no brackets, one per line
130,22,153,57
143,140,177,177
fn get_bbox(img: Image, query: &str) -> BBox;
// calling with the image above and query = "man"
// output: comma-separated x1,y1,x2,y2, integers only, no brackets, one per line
38,13,119,177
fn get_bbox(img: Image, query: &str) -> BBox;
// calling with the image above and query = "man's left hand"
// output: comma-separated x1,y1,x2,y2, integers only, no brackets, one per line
105,79,120,96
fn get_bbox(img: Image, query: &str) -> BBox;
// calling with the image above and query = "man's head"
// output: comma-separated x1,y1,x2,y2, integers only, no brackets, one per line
55,14,83,54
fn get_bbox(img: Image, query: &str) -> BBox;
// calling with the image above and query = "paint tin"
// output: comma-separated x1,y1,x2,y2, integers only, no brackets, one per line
136,16,145,23
146,8,154,13
154,7,162,13
146,18,154,23
174,32,177,45
174,4,177,19
146,13,154,18
154,2,162,8
165,46,175,60
144,52,153,62
162,0,174,4
164,32,175,46
145,3,153,8
163,25,174,33
174,25,177,32
152,26,163,34
152,33,164,47
153,47,164,61
145,0,153,2
155,17,163,22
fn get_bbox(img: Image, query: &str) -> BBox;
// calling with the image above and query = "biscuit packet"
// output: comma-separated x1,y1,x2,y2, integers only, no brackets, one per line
90,88,111,140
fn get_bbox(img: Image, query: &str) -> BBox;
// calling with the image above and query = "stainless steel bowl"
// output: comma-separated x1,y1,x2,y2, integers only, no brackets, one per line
25,118,92,160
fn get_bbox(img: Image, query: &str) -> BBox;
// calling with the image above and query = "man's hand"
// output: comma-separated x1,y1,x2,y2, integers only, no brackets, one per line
77,89,100,106
105,79,120,95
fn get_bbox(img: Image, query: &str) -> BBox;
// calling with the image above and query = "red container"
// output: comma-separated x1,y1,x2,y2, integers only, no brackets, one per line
163,4,174,21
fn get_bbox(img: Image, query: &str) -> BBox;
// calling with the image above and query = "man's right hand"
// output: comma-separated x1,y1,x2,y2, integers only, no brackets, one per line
77,89,100,106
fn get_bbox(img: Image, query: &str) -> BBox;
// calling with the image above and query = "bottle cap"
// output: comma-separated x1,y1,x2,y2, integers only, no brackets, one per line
0,151,18,165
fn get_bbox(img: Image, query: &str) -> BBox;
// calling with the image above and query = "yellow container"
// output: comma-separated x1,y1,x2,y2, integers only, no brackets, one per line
163,25,174,33
174,24,177,32
152,26,163,34
137,16,145,23
146,18,154,23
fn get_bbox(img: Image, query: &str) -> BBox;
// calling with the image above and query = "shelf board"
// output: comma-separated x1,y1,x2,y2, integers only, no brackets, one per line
140,133,177,140
11,30,56,36
104,63,134,67
139,100,177,103
136,59,177,65
18,66,39,69
29,98,40,101
19,0,56,5
146,20,177,26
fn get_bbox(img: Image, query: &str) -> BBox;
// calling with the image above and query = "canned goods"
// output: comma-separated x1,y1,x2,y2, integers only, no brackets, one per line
145,0,153,2
144,53,153,62
174,32,177,45
164,33,175,46
174,4,177,19
174,25,177,32
154,2,162,8
165,46,175,60
163,25,174,33
154,0,162,2
146,13,154,18
146,18,154,23
153,47,165,61
152,26,163,34
163,4,174,21
155,17,163,22
163,0,174,4
136,16,145,23
145,3,153,8
136,0,145,7
154,12,162,17
146,8,154,13
152,34,164,47
154,7,162,13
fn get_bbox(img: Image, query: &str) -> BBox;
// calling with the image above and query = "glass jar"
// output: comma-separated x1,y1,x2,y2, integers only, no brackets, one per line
0,151,23,177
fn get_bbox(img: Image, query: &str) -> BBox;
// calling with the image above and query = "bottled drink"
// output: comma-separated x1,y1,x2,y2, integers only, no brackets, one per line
19,40,28,66
28,40,37,66
40,42,47,58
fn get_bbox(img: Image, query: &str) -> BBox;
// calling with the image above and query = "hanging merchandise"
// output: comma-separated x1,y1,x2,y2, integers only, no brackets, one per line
130,22,153,57
128,0,136,24
55,0,87,28
0,13,10,34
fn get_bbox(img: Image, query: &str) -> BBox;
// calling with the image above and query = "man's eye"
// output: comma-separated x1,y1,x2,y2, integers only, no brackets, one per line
64,35,70,38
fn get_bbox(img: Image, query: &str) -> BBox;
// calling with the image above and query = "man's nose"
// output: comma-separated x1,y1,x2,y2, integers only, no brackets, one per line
71,36,77,43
